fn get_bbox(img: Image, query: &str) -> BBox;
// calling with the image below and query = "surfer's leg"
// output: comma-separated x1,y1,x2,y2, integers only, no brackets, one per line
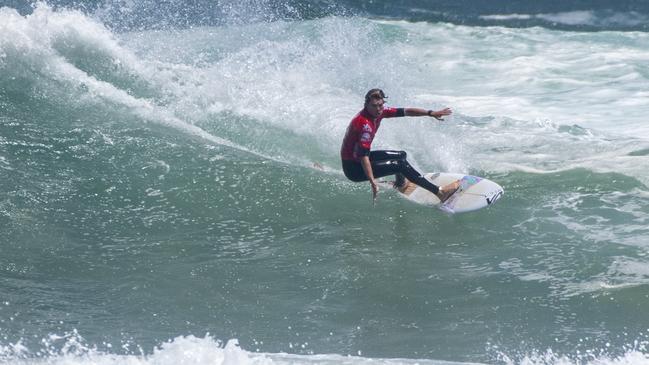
394,159,441,195
368,151,439,194
370,152,460,200
368,154,438,194
397,160,461,201
369,150,406,162
369,151,407,187
349,151,460,202
368,159,404,179
341,160,367,182
342,153,407,182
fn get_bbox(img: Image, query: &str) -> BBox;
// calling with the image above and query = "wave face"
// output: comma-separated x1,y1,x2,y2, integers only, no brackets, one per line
1,3,649,365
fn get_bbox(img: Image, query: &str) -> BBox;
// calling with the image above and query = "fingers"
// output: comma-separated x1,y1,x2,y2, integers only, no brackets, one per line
432,108,453,121
370,181,379,205
439,108,452,116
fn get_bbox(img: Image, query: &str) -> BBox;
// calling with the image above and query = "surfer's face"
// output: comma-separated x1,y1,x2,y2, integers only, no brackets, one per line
365,99,384,118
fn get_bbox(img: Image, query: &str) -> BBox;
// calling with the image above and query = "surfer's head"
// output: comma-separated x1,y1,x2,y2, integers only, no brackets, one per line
364,88,386,118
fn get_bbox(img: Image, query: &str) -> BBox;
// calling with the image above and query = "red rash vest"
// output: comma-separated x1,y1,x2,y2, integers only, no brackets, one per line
340,107,403,161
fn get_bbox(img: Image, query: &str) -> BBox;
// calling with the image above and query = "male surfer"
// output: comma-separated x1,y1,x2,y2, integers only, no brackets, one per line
341,88,460,202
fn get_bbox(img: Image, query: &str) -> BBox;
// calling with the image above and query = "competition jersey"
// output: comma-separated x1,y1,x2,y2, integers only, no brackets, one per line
340,107,403,161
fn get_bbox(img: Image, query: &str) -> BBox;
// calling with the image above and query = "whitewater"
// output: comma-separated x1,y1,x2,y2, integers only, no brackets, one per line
1,2,649,365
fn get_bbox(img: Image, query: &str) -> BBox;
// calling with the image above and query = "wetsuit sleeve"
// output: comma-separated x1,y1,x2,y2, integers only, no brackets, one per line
357,121,372,156
382,107,405,118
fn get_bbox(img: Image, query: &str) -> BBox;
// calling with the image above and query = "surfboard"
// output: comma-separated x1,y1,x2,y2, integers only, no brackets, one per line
381,173,504,214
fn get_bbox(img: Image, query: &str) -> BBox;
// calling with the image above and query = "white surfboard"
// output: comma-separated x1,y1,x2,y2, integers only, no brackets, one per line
382,172,504,214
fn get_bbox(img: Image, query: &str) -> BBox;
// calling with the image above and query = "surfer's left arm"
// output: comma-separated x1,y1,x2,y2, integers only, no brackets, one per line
404,107,452,121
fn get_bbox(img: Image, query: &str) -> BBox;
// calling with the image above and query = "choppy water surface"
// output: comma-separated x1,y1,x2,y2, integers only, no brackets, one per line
1,2,649,364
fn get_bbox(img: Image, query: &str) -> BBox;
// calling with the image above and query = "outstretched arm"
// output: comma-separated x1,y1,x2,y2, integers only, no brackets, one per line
404,107,452,120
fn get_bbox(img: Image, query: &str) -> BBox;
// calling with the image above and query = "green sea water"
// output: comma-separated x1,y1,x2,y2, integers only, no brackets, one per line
2,4,649,365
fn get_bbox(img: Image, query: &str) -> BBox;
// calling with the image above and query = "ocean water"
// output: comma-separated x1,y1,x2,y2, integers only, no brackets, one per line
1,1,649,364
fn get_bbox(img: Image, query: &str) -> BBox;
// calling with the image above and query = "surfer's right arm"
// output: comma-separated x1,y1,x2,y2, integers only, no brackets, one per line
361,155,379,201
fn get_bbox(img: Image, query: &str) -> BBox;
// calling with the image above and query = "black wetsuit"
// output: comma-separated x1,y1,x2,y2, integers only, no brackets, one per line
341,150,440,194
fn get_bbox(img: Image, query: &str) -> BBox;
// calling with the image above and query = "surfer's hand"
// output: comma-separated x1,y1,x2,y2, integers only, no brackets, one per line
370,180,379,203
430,107,452,121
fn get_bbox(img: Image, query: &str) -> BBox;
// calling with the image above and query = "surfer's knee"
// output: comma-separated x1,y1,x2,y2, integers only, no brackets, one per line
394,158,407,169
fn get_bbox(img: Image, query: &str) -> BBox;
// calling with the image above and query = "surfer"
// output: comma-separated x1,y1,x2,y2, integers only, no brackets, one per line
341,88,460,202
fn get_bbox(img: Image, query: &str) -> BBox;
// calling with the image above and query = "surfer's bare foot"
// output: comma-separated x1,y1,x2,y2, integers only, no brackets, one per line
393,178,409,193
436,180,461,203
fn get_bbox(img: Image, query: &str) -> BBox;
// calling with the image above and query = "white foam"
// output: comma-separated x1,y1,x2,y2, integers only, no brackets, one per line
0,4,272,160
480,14,533,21
2,333,648,365
496,348,649,365
0,334,484,365
537,11,597,26
385,20,649,138
480,10,649,28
